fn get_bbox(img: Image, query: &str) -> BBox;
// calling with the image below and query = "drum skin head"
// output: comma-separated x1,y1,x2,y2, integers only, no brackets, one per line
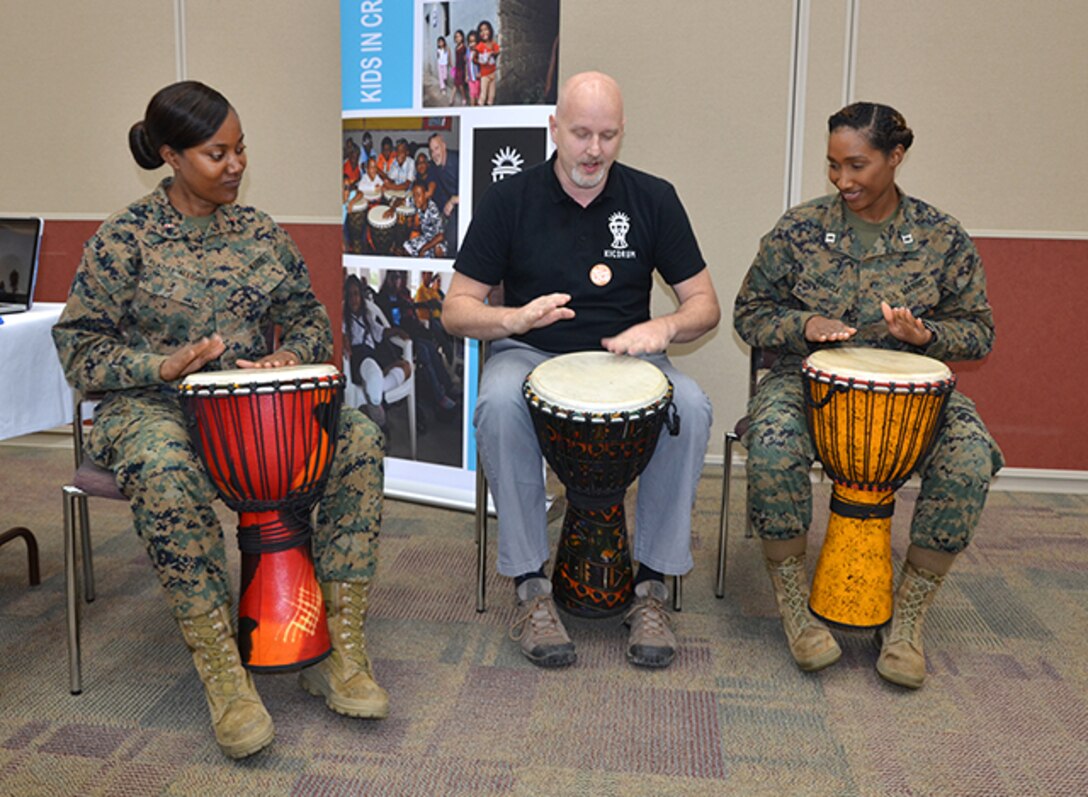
805,347,951,385
179,364,340,392
368,204,395,229
527,352,669,413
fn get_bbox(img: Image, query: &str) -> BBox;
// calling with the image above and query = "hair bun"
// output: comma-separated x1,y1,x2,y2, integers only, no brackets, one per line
128,121,164,170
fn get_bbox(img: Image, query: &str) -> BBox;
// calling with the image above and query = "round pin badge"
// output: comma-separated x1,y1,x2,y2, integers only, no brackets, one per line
589,263,612,286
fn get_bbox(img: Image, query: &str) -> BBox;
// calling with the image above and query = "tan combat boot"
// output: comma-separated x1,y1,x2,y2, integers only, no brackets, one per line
765,555,842,672
299,581,389,718
177,604,274,759
876,561,945,689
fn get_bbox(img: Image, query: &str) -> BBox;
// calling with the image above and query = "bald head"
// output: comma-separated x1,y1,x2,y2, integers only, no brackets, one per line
556,71,624,124
550,72,626,199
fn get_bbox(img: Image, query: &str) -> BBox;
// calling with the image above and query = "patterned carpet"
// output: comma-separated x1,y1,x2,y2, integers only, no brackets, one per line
1,442,1087,796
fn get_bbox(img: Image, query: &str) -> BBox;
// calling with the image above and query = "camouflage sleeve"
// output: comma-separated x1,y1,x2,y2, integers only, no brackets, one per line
733,227,817,355
923,230,994,361
51,228,169,393
266,225,333,364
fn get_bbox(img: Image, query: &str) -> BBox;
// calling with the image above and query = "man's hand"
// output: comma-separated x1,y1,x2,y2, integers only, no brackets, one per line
159,334,226,381
502,292,575,335
601,317,672,355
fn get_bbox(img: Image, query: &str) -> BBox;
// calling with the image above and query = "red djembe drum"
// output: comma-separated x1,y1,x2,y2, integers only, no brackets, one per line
523,352,679,618
802,347,955,628
179,364,344,671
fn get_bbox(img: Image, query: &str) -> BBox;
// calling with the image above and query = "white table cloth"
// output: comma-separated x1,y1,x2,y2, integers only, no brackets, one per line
0,302,73,440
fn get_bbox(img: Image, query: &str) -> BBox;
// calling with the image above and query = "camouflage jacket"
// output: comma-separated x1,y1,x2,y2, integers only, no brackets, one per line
733,192,994,366
53,180,332,396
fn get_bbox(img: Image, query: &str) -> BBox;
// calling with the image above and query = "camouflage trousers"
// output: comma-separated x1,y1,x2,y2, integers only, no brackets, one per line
87,391,384,619
742,367,1004,553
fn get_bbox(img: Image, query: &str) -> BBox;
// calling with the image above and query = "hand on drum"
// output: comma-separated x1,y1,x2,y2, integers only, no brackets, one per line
503,293,575,335
236,348,301,369
881,301,933,347
601,317,672,356
159,334,227,382
804,315,857,343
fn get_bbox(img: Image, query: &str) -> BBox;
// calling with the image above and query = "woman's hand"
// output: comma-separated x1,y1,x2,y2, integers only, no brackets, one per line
804,315,857,343
236,348,301,369
159,334,226,382
881,301,933,347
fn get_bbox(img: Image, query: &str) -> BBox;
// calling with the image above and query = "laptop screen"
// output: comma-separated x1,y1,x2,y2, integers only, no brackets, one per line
0,217,43,313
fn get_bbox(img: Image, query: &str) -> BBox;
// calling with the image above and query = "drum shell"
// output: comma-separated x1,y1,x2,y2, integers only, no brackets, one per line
523,385,672,502
803,362,954,492
179,373,343,512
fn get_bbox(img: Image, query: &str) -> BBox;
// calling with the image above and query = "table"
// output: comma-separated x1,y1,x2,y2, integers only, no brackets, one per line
0,302,73,440
1,302,72,586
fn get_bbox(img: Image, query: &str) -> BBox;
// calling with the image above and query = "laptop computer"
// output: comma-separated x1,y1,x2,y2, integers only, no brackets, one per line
0,217,43,314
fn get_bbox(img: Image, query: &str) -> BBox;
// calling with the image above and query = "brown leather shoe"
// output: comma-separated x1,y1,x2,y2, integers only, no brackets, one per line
624,579,677,669
509,578,576,668
299,581,389,718
765,555,842,672
178,604,274,759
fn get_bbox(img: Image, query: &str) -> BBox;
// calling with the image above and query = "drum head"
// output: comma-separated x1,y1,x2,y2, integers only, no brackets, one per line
805,347,951,384
180,364,340,392
368,205,394,228
527,352,669,413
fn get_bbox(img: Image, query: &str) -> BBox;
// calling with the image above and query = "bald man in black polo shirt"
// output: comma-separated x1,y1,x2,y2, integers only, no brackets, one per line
443,71,720,670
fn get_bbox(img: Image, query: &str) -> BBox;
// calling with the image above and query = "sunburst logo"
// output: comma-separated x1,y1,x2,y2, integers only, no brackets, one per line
491,146,525,182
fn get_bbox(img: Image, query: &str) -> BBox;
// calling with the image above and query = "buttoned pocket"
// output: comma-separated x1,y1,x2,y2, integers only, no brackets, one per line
220,252,287,326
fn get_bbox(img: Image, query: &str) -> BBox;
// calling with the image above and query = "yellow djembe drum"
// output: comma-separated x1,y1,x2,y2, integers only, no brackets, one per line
802,347,955,628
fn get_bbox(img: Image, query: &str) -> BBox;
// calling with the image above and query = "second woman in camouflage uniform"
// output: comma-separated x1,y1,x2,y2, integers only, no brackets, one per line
733,102,1003,688
53,82,388,759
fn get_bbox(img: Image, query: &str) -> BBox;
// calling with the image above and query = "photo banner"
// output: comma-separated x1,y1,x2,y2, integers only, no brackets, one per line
340,0,560,510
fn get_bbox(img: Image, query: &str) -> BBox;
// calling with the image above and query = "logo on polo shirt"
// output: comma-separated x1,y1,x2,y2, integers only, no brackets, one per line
603,211,636,259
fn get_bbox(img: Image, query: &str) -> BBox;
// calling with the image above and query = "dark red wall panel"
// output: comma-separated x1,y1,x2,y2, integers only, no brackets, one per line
34,221,1088,471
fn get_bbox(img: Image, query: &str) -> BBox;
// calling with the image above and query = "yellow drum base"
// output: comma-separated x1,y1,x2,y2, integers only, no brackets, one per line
809,486,894,628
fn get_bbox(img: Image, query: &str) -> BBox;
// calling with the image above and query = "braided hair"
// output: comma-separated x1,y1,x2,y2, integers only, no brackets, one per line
828,102,913,155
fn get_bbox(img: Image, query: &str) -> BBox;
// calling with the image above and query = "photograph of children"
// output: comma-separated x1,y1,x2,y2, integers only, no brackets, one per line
471,126,549,212
421,0,560,108
342,266,464,466
343,118,461,259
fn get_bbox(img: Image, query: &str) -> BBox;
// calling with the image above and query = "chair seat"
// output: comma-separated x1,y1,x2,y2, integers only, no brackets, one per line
72,461,125,501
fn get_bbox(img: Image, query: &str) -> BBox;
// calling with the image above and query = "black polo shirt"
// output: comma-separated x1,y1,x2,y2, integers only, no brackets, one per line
454,154,706,353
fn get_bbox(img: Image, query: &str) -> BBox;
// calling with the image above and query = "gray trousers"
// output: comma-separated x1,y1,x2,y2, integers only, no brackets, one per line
475,339,713,577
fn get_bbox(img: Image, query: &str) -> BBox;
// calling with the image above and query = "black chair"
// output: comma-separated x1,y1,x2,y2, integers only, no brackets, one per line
715,348,776,598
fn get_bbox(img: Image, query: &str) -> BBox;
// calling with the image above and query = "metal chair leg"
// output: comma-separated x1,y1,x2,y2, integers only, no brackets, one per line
63,486,84,695
475,461,489,613
716,430,738,598
672,575,682,611
77,497,95,602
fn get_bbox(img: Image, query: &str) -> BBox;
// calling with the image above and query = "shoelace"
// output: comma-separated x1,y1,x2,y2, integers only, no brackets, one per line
886,573,937,645
509,595,563,642
183,616,242,697
333,584,373,672
777,560,818,632
624,595,672,634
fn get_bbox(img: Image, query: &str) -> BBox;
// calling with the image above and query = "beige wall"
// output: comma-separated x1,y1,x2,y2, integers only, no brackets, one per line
2,0,1085,457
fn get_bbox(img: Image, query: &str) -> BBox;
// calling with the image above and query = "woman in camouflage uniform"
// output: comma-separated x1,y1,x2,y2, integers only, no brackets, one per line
53,82,388,758
733,102,1003,688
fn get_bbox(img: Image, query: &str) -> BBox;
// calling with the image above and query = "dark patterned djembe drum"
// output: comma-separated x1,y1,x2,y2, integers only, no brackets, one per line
179,364,344,671
523,352,679,618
